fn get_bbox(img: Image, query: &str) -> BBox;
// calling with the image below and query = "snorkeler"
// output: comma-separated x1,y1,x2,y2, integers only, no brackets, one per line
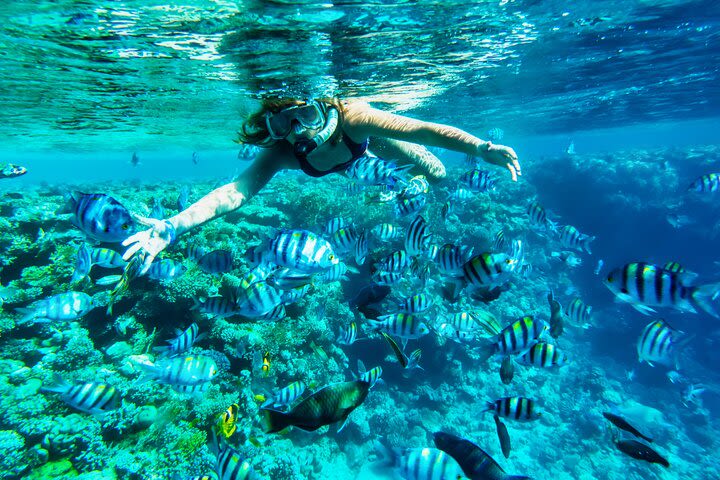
122,98,520,272
0,163,27,179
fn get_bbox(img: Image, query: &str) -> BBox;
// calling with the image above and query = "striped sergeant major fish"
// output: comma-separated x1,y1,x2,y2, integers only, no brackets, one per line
258,304,286,321
345,153,413,188
459,169,495,192
493,228,506,252
234,281,283,318
210,435,256,480
492,315,549,356
450,187,474,202
604,262,720,317
637,319,693,369
146,259,186,281
154,323,206,357
405,215,432,257
519,342,568,367
357,361,383,388
367,313,430,340
375,250,411,274
317,262,356,283
394,195,427,217
322,216,350,236
66,192,136,243
398,293,433,313
280,284,311,305
372,271,404,286
376,444,468,480
186,245,207,262
484,396,541,421
16,291,95,325
139,355,218,386
441,200,455,222
558,225,595,254
193,295,239,319
337,321,358,345
264,229,338,273
354,230,369,265
41,376,121,415
436,244,474,276
527,201,556,231
90,247,127,268
267,268,313,290
371,223,403,242
330,225,359,254
172,382,210,396
198,249,233,274
462,252,518,289
688,172,719,193
262,381,307,410
565,297,592,325
432,431,532,480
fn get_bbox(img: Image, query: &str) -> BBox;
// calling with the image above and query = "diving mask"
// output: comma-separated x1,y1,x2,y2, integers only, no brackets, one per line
266,101,326,140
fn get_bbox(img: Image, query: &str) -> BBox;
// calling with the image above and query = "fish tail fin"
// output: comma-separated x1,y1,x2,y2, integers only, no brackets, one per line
14,307,37,325
373,439,399,468
673,332,696,370
40,373,70,394
690,282,720,318
583,236,596,254
260,408,292,434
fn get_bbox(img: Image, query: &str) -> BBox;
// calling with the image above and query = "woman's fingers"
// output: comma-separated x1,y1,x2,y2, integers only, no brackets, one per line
121,230,146,247
139,252,156,276
506,163,518,182
512,157,522,177
122,241,145,261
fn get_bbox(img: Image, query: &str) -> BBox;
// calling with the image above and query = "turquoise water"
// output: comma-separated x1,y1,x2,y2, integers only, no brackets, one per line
1,1,719,479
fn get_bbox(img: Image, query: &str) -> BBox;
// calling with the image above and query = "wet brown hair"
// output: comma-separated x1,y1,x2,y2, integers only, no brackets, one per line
237,97,346,147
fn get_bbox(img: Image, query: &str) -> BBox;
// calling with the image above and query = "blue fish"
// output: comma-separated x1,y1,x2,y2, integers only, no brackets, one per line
149,198,165,220
68,192,136,243
71,243,92,283
146,259,187,280
177,186,190,212
16,291,95,325
198,250,233,274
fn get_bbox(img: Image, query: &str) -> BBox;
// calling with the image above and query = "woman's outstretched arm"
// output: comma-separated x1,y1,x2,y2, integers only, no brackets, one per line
345,103,520,181
123,146,294,271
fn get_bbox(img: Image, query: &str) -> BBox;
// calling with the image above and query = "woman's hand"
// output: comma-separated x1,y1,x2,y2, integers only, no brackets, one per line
121,217,175,275
478,142,521,181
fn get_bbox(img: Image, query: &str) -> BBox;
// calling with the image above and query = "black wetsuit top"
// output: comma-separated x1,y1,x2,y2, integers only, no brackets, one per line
297,132,369,178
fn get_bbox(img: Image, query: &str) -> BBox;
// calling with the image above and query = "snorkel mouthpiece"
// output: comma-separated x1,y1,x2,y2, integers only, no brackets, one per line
293,107,339,159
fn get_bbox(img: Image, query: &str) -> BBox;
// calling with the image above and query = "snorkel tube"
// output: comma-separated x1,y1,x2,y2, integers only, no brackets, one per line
293,106,339,159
